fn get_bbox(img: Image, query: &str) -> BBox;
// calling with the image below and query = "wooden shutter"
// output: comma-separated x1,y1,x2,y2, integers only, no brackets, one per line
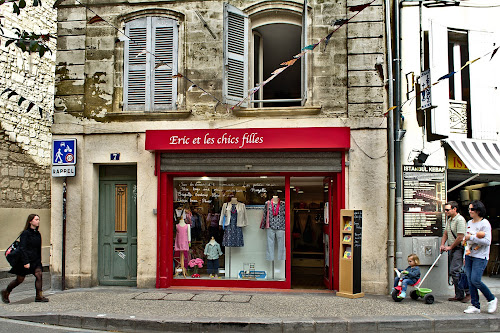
429,20,450,137
152,17,178,110
469,30,498,140
223,3,248,107
124,18,149,111
301,0,308,106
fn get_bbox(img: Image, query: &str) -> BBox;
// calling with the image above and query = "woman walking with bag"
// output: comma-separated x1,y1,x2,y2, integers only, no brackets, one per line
1,214,49,303
463,201,497,314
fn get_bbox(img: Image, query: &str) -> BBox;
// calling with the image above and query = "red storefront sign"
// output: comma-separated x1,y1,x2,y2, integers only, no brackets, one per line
145,127,350,151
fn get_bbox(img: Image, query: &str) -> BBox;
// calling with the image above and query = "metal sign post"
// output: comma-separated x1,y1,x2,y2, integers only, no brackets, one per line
52,139,77,290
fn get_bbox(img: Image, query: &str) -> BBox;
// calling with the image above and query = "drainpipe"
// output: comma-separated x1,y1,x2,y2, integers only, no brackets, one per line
384,0,395,293
394,0,404,268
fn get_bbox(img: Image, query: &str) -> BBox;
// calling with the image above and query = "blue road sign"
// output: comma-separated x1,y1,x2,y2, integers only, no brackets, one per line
52,139,77,165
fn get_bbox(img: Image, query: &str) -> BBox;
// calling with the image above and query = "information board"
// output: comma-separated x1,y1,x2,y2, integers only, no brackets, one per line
403,165,445,237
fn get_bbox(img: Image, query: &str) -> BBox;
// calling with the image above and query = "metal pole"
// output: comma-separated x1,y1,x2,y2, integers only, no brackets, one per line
394,0,404,268
62,177,67,290
385,0,396,293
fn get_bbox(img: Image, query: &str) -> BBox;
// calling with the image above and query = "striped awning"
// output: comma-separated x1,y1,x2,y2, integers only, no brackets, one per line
446,139,500,174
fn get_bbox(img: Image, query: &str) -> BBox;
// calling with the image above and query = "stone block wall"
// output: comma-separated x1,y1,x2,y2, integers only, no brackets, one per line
0,1,57,210
54,0,386,122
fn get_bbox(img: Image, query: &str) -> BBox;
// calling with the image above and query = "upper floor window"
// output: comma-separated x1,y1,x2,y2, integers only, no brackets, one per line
429,20,498,140
223,3,306,108
124,17,178,111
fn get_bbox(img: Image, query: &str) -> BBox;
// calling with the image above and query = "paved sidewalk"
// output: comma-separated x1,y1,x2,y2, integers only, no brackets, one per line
1,274,500,332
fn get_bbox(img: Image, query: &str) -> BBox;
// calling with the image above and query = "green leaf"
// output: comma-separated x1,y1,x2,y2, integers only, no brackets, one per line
8,91,19,99
1,88,12,96
27,102,35,113
38,48,45,57
19,0,27,9
18,97,27,106
29,40,38,52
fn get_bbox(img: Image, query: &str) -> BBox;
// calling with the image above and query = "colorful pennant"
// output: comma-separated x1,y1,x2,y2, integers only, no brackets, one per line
88,15,104,24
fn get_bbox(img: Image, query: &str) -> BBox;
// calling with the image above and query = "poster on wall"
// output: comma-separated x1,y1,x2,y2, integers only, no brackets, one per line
403,165,446,237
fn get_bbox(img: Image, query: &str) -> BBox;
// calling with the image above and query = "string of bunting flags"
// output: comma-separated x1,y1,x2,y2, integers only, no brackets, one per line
1,87,46,119
74,0,376,112
231,0,376,110
385,43,500,117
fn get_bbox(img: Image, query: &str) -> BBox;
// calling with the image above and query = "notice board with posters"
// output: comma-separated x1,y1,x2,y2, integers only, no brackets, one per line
403,165,446,237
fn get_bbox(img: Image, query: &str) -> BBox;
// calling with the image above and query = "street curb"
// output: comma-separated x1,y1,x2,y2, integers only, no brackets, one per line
1,312,499,332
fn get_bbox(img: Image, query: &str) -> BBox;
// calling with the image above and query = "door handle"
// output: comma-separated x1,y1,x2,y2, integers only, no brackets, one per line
117,238,122,243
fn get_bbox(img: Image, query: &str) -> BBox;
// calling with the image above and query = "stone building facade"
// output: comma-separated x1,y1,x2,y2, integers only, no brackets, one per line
0,1,56,271
52,0,389,294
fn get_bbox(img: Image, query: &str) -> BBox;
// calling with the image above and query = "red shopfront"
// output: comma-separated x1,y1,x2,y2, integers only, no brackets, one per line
145,127,350,290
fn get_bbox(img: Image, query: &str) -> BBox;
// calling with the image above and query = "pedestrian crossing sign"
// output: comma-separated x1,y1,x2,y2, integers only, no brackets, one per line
52,139,77,165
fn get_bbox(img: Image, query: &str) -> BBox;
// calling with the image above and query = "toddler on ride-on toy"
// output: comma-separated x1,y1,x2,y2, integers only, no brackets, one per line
393,254,421,299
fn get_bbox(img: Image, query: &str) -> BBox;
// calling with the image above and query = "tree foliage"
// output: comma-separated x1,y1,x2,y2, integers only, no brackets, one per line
0,0,54,57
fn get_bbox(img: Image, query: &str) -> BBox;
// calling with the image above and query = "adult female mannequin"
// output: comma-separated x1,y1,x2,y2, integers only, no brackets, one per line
260,196,286,261
219,197,247,247
174,218,190,277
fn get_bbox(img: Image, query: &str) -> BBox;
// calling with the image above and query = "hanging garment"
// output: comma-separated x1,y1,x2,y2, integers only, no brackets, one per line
303,215,313,243
174,224,190,251
222,204,244,247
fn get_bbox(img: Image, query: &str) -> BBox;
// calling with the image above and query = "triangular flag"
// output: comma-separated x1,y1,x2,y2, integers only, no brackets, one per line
491,46,499,60
248,86,260,94
26,102,35,113
271,67,287,75
349,3,371,12
200,92,209,97
1,88,12,96
171,73,183,79
7,91,18,99
154,62,164,69
438,71,456,81
331,19,348,27
135,49,147,58
88,15,104,24
187,85,197,92
302,44,317,51
280,59,298,66
293,51,306,59
324,31,334,50
18,97,26,106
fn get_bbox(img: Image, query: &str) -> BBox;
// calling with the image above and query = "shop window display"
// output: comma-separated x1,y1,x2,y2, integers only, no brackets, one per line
173,177,286,280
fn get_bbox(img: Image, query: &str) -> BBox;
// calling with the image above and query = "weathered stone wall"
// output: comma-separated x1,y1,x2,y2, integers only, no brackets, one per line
52,0,389,294
0,1,57,209
55,0,385,121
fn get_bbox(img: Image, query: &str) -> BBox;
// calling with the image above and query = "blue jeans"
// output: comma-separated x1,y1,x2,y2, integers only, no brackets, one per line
394,277,414,292
464,256,495,309
207,259,219,275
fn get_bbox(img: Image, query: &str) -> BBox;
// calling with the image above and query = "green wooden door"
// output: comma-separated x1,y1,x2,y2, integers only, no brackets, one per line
98,169,137,286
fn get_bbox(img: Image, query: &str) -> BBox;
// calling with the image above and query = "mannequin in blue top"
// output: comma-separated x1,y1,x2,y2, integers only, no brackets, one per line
393,253,421,299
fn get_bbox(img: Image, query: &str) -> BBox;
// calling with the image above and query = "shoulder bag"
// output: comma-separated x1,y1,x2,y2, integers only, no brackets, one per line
4,233,22,267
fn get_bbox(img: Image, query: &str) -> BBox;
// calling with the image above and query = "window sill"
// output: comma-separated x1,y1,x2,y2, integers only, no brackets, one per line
232,106,322,117
105,110,192,121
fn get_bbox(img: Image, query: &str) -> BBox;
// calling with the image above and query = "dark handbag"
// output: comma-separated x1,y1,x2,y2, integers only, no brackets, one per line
458,270,469,290
5,236,21,267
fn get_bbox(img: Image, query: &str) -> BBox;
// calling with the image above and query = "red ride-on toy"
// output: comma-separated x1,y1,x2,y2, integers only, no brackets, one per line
391,252,444,304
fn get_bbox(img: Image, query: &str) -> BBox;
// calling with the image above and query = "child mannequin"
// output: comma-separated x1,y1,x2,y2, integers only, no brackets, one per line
393,253,421,299
174,218,190,278
204,236,222,278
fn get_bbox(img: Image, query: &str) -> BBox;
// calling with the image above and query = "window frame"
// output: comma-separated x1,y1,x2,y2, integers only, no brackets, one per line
123,16,179,112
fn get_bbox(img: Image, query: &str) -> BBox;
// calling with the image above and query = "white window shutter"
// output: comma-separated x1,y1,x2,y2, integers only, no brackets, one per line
301,0,308,106
152,17,178,110
223,3,248,107
429,20,450,137
469,30,498,140
124,18,148,111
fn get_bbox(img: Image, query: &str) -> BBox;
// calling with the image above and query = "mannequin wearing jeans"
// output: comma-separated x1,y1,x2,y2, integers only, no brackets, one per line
260,196,286,261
